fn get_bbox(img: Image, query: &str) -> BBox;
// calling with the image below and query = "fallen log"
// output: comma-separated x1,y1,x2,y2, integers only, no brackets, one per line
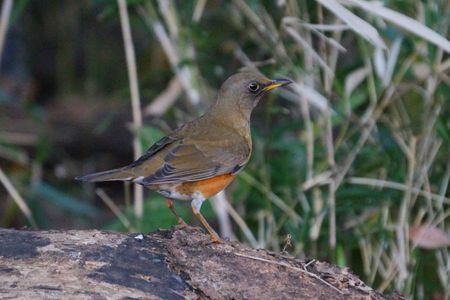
0,226,402,299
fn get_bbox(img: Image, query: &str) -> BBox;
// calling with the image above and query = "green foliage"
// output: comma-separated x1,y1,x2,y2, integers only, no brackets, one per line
32,183,101,218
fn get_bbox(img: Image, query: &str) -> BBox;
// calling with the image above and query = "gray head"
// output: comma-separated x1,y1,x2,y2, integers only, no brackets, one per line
212,71,292,120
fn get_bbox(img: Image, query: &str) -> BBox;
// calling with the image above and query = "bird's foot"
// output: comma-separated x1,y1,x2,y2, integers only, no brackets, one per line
208,232,223,244
176,218,188,227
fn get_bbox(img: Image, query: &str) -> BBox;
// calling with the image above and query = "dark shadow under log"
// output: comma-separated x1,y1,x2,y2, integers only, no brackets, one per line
0,226,403,299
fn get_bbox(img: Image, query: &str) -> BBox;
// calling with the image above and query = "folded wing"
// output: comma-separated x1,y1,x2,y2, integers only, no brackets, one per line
141,138,249,185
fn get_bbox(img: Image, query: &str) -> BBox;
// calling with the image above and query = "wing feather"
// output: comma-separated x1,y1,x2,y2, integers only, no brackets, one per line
142,138,249,185
128,135,178,168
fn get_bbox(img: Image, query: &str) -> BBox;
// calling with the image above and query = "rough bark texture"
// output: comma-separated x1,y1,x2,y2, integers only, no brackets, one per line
0,226,402,300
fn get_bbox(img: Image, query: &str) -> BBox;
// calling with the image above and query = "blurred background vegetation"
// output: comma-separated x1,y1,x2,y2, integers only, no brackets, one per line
0,0,449,298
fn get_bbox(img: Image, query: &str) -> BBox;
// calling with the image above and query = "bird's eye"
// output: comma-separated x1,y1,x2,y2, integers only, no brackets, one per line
248,82,260,93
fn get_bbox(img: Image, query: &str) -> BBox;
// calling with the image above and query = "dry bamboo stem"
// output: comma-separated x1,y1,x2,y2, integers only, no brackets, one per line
117,0,144,220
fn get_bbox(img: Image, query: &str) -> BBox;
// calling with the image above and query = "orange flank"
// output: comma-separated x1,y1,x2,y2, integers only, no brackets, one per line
175,174,236,199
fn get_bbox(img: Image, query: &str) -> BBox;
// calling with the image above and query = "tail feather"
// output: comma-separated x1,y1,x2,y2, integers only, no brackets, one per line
75,167,134,182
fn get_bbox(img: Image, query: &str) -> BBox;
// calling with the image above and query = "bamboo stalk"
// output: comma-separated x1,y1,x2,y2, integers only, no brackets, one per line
0,0,13,67
0,166,37,227
117,0,144,221
96,188,133,231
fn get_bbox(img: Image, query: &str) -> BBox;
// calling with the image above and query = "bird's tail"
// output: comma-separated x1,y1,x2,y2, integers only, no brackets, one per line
75,167,134,182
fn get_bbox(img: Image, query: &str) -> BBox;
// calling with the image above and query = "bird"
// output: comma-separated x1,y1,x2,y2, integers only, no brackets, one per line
76,71,291,242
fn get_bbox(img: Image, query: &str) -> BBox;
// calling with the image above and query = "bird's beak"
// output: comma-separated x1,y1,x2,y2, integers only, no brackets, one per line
263,78,292,92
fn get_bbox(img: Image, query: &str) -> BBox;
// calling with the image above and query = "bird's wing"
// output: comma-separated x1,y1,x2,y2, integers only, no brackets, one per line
140,137,250,185
78,124,250,184
128,134,179,167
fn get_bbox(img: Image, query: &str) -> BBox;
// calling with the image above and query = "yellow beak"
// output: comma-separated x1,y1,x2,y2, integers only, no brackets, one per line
263,78,292,92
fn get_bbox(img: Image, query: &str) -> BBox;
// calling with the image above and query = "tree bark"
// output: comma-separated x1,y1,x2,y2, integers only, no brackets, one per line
0,226,402,300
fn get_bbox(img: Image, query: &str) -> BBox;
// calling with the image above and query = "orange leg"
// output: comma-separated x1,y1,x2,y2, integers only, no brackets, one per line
191,198,222,243
165,198,187,226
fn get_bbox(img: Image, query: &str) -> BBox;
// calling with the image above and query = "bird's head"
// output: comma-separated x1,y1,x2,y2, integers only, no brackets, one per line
214,71,292,119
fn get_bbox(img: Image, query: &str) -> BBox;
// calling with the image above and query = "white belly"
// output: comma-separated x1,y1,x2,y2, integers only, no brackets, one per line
156,187,193,201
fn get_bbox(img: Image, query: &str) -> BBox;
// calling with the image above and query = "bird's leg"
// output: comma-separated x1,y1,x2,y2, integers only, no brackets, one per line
191,197,222,243
165,198,187,226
